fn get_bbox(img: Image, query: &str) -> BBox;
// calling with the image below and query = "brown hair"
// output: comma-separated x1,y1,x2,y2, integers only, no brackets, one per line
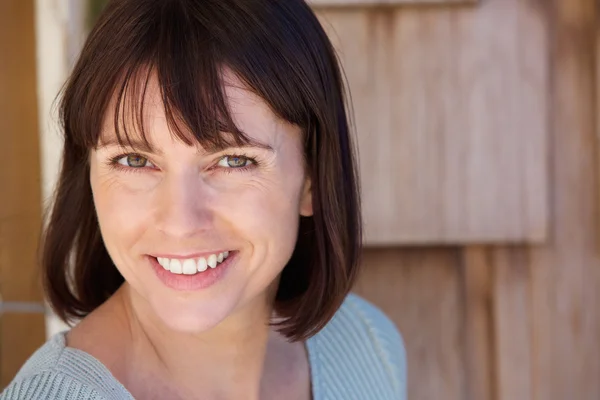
42,0,361,341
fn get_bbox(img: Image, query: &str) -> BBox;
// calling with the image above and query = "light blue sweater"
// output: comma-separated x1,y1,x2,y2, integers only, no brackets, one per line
1,294,406,399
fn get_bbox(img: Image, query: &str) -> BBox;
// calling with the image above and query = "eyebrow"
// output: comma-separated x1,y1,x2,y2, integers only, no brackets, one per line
96,137,275,155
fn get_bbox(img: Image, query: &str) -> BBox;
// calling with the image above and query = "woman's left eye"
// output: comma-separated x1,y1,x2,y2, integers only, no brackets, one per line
116,154,155,169
217,155,254,169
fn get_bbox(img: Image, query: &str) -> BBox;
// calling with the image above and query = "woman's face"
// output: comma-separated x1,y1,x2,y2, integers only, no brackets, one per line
89,73,312,333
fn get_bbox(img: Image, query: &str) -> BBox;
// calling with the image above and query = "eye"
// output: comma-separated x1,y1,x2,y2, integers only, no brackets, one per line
117,154,155,169
217,155,255,169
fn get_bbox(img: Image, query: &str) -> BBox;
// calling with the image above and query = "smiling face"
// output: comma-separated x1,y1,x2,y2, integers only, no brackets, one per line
89,72,313,333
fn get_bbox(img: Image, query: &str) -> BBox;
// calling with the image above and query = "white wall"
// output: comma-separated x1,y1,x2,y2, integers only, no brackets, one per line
35,0,87,338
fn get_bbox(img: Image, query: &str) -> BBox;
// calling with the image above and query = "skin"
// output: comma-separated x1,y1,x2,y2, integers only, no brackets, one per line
67,71,313,400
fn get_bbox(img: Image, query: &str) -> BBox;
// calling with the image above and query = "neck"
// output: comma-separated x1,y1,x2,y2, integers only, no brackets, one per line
116,284,276,400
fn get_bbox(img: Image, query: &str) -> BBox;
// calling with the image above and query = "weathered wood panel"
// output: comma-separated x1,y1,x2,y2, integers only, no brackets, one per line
354,248,465,400
491,248,532,400
356,1,600,399
527,0,600,399
315,0,549,245
461,247,494,400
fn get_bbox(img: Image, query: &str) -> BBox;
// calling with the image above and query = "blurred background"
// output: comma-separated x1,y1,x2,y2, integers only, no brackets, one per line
1,0,598,399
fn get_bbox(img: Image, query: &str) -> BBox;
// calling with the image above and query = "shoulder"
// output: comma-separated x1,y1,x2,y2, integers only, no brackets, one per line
1,332,128,400
1,370,107,400
338,294,407,383
311,293,407,399
345,293,406,352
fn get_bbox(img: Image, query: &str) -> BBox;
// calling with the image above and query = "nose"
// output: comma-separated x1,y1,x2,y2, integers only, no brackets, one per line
154,172,214,239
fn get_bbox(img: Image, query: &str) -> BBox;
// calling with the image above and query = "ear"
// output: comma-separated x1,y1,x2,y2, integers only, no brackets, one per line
299,177,313,217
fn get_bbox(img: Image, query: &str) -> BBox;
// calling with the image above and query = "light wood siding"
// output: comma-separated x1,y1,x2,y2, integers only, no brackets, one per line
315,0,549,244
351,1,600,398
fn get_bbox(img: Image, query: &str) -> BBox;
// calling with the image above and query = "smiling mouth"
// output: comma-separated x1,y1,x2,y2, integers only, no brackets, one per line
155,251,232,275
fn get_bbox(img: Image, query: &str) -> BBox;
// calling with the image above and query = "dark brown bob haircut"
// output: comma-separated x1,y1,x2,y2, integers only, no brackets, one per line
42,0,361,341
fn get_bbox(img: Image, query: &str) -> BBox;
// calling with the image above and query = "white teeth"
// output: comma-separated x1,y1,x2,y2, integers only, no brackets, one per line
182,259,197,275
157,251,231,275
169,259,183,274
207,254,217,269
157,257,170,270
197,257,208,272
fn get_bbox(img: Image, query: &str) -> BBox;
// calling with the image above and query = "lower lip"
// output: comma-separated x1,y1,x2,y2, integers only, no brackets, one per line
150,252,236,291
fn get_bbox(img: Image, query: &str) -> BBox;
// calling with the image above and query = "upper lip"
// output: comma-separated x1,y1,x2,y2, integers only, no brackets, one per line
150,250,233,259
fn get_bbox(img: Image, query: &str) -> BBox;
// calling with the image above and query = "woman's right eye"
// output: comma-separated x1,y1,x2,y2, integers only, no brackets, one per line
117,154,155,169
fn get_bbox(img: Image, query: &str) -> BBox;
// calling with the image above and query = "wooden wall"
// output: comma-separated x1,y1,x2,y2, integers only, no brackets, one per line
316,0,549,245
332,0,600,399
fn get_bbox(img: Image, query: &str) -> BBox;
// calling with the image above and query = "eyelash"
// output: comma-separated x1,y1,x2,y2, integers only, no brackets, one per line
106,153,259,175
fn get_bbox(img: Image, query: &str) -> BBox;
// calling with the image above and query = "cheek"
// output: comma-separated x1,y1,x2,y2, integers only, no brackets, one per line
216,173,304,258
234,187,298,234
90,170,155,253
223,154,306,254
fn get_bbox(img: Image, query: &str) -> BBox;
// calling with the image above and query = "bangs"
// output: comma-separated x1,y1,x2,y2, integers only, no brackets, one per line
102,60,252,154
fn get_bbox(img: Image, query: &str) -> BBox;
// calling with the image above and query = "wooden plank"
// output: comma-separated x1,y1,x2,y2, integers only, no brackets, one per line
0,216,44,303
315,0,548,245
462,246,533,400
529,0,600,399
461,247,494,400
0,0,43,304
492,248,532,400
0,0,42,221
353,248,465,400
0,312,46,388
0,0,46,386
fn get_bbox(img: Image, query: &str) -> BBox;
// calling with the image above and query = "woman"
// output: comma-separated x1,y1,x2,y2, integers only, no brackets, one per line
2,0,406,399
